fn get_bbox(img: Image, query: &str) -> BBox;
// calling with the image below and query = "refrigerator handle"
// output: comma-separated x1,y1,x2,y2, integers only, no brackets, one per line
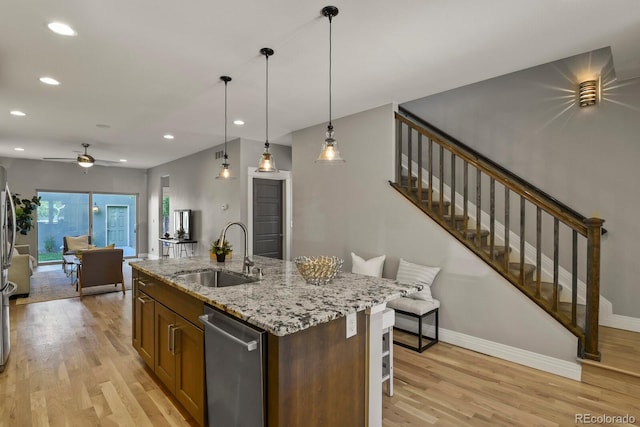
5,185,16,267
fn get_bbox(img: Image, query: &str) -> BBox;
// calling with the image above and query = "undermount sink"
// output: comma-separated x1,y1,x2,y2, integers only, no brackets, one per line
177,269,258,288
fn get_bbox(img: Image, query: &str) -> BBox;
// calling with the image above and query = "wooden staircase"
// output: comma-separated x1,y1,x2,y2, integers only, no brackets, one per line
392,108,605,360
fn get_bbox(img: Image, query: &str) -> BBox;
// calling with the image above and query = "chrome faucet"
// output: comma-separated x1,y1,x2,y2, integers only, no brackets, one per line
218,221,254,275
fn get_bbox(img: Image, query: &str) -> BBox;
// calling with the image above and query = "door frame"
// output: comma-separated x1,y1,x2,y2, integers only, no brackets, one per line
247,168,292,261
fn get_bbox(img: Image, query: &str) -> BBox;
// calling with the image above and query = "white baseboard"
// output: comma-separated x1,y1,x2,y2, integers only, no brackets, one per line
600,314,640,332
439,328,582,381
394,313,581,380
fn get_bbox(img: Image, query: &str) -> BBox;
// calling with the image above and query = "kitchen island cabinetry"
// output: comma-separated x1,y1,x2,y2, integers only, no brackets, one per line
132,271,205,426
131,256,421,427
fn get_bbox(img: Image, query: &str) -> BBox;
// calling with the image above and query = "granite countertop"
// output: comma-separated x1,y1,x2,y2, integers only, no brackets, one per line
130,255,421,336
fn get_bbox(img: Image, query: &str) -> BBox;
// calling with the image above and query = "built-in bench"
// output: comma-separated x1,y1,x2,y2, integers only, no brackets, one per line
387,297,439,353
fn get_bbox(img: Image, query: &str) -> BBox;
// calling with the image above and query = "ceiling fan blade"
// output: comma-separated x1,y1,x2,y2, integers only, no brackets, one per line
43,157,75,161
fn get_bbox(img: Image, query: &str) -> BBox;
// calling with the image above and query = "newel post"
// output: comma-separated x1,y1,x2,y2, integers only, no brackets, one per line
583,217,604,361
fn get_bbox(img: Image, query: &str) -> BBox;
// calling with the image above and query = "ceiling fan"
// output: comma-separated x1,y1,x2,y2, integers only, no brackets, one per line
44,143,119,168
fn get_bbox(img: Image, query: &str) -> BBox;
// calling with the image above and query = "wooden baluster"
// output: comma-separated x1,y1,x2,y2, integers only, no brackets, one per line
395,118,402,185
439,143,444,218
535,207,541,298
407,128,413,193
584,217,604,361
427,138,433,211
417,134,423,206
571,230,578,326
475,169,481,247
519,197,526,286
504,189,510,272
489,178,495,259
463,161,469,234
450,153,456,228
553,219,559,311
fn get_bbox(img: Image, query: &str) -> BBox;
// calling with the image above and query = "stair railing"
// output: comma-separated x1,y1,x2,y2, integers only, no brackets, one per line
393,108,604,360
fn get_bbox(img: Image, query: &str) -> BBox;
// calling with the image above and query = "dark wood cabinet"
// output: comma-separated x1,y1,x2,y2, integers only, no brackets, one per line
133,289,155,368
132,270,206,426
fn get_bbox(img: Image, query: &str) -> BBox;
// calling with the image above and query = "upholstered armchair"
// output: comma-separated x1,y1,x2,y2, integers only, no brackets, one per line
77,248,125,299
8,244,33,297
62,235,92,273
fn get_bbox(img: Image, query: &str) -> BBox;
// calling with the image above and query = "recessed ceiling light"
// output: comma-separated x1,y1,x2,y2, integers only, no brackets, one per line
47,22,77,36
14,148,24,151
10,110,26,117
39,76,60,85
233,119,245,126
163,134,175,140
119,159,127,163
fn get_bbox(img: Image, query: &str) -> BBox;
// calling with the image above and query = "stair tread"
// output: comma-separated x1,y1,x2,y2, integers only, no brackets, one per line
523,280,560,302
557,302,586,329
442,214,466,221
462,229,489,238
482,245,510,254
508,262,536,274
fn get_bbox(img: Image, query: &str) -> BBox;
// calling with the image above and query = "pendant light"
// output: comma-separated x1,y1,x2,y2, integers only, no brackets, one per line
216,75,234,179
256,47,278,172
316,6,345,164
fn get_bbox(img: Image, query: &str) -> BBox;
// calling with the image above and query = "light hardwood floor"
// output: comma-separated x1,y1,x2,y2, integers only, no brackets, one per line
1,294,639,426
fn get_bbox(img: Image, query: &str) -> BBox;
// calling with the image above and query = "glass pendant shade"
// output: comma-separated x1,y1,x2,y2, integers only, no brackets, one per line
315,127,344,163
257,145,277,172
217,155,232,179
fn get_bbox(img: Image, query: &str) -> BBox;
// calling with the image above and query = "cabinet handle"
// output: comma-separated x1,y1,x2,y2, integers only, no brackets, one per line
138,280,149,287
167,324,175,353
137,296,151,304
171,326,181,355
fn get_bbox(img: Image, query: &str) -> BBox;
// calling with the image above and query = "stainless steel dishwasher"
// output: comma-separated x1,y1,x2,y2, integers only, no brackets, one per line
200,305,266,427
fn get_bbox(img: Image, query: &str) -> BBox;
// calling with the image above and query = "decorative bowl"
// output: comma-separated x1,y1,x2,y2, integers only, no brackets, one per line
294,256,344,285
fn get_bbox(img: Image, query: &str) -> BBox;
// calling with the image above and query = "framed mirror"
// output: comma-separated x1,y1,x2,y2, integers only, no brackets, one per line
174,209,191,239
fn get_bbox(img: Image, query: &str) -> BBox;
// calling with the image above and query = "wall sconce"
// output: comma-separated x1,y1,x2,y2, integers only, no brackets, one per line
579,79,598,107
92,203,100,213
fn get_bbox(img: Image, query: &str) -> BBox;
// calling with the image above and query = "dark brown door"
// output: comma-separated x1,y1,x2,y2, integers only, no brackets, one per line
253,178,283,259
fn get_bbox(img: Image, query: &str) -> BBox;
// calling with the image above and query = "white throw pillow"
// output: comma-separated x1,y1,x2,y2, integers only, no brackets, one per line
396,258,441,302
66,235,90,251
351,252,386,278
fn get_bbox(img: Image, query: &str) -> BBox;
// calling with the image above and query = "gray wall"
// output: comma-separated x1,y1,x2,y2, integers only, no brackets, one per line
145,139,292,258
0,157,148,256
403,47,640,318
291,104,577,362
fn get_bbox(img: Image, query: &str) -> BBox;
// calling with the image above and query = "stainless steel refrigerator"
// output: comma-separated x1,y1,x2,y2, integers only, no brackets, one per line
0,166,17,372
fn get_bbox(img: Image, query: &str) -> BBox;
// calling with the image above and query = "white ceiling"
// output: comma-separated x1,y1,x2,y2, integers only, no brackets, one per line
1,0,639,169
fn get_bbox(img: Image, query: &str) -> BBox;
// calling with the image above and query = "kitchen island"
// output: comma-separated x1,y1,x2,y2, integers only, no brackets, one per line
130,256,421,427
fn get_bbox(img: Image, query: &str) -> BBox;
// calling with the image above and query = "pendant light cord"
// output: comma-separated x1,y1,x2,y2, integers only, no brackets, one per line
224,79,228,157
328,14,333,130
265,53,270,147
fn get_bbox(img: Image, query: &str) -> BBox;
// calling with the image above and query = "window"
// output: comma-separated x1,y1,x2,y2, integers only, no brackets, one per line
36,191,137,263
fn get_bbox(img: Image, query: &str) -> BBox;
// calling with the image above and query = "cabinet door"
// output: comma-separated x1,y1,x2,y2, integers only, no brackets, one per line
154,302,176,391
134,292,155,368
174,315,206,426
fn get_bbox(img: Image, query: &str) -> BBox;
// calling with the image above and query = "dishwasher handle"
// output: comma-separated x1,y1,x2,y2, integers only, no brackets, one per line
199,314,258,352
